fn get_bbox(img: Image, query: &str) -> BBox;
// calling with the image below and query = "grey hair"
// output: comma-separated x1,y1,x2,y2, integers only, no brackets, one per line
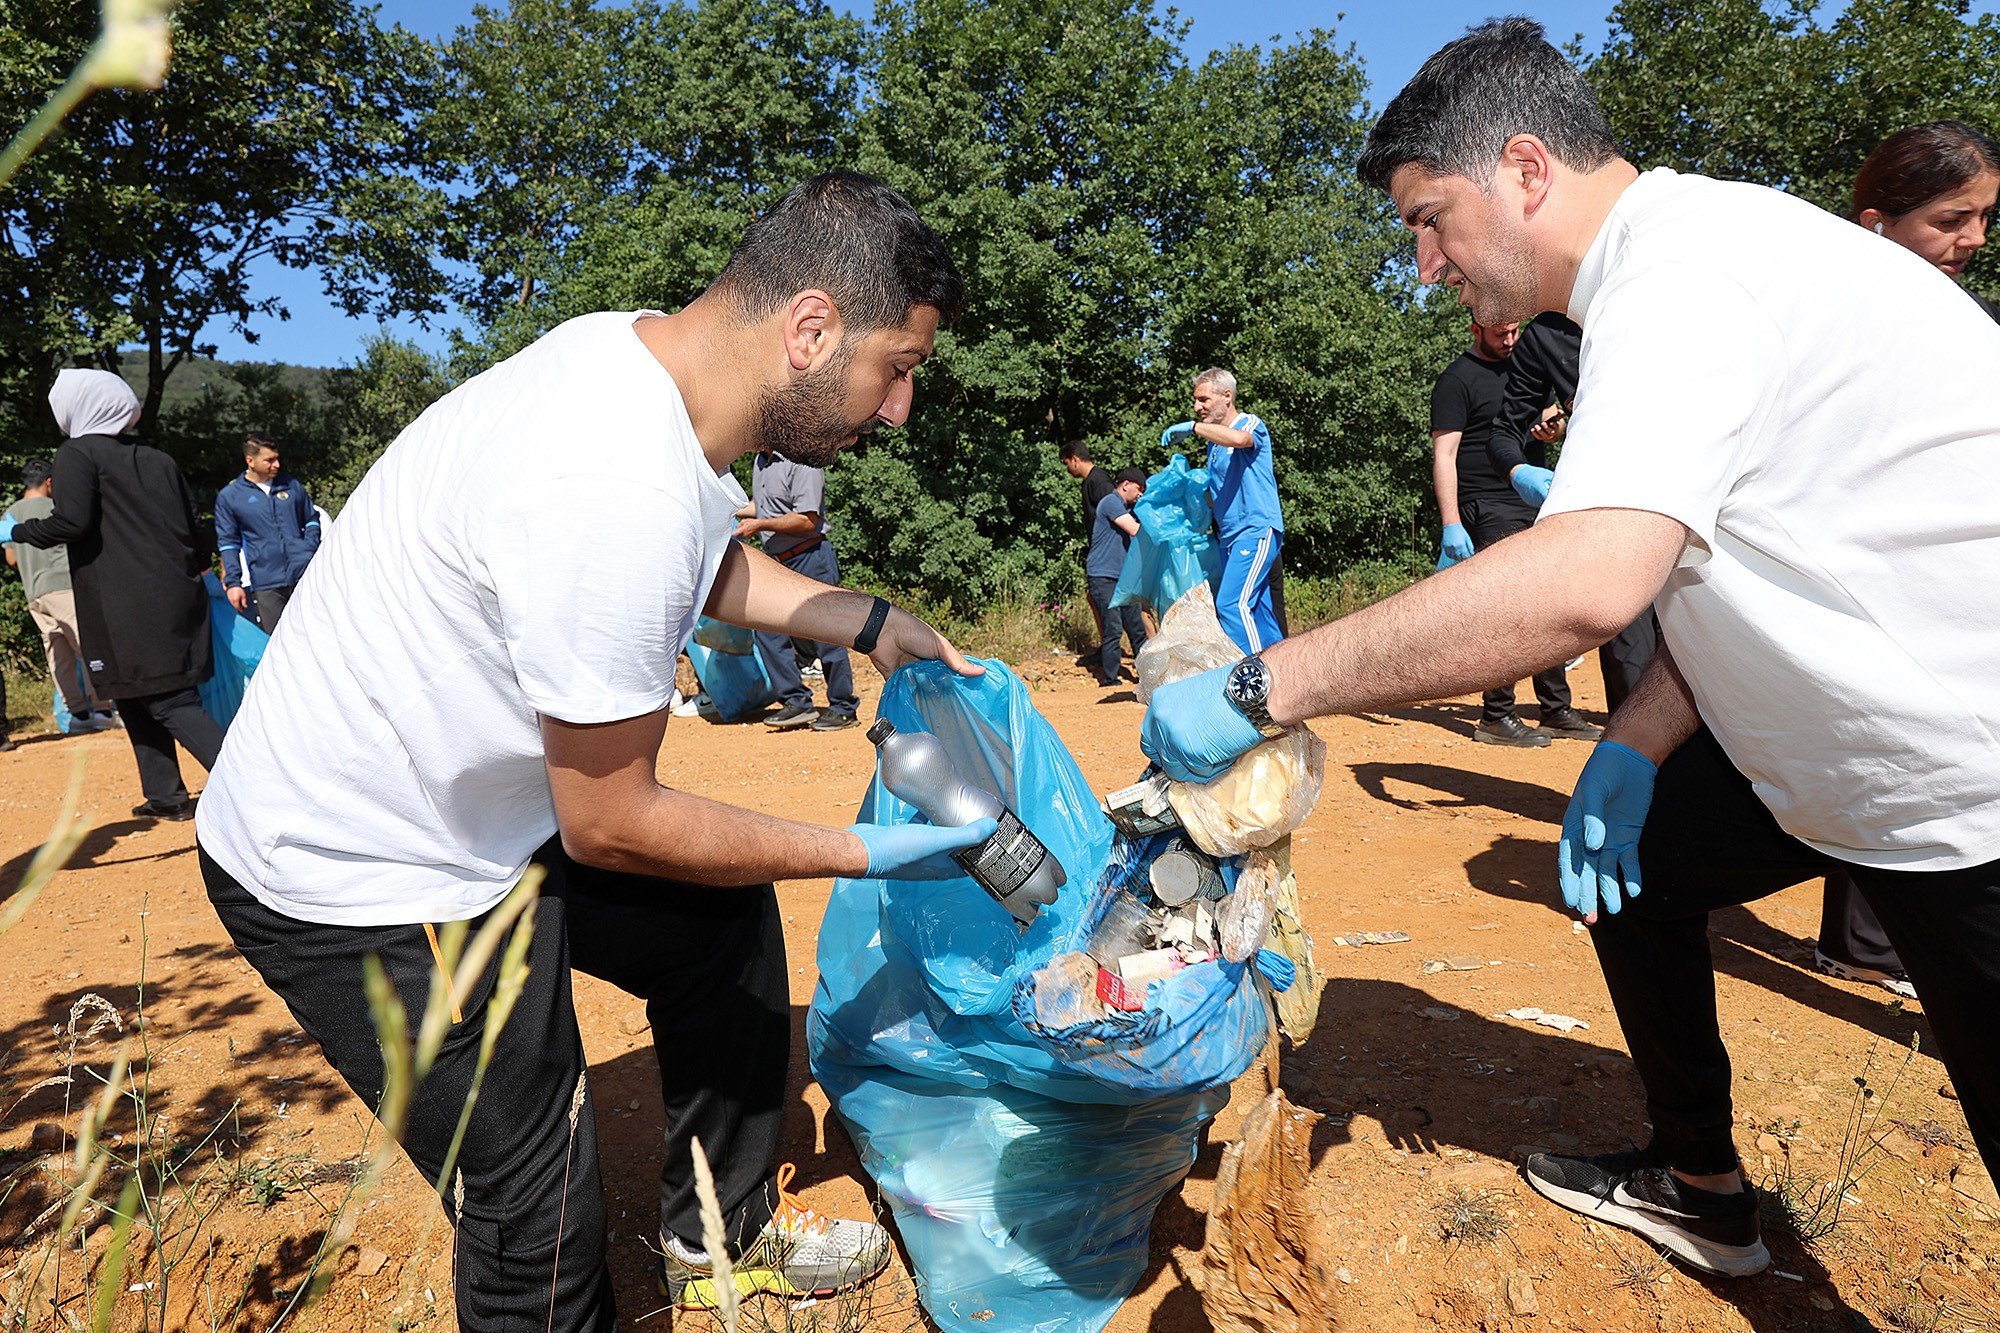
1192,367,1237,394
1357,16,1618,192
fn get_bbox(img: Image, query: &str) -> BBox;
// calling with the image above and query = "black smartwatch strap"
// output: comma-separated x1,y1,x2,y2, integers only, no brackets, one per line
853,596,892,655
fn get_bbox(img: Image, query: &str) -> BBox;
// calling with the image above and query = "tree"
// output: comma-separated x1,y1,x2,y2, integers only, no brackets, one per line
0,0,436,440
1586,0,2000,292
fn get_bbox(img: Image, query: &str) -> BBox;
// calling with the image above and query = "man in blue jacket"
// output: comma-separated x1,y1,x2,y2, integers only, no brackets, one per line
214,434,320,632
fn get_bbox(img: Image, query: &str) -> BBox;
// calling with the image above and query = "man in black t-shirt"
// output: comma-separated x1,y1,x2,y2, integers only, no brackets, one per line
1430,318,1601,746
1061,439,1118,640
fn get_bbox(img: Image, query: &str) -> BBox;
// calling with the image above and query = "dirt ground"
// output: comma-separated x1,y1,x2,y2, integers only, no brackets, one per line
1,652,1996,1331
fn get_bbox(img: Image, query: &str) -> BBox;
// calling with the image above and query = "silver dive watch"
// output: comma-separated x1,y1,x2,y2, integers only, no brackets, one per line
1224,655,1287,739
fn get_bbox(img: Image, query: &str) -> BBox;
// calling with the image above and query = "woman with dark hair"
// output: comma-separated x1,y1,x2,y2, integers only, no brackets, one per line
1854,119,2000,321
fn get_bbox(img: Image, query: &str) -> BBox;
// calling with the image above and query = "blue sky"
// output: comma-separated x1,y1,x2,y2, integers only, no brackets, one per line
189,1,1653,366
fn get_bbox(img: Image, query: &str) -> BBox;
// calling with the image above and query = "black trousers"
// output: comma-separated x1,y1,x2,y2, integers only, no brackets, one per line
200,836,790,1332
1464,501,1572,722
1598,609,1660,714
754,543,858,716
1820,871,1903,973
1087,575,1148,684
1590,728,2000,1178
253,584,295,633
116,686,224,804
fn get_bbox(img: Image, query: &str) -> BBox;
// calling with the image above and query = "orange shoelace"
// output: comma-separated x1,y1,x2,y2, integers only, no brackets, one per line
767,1162,830,1240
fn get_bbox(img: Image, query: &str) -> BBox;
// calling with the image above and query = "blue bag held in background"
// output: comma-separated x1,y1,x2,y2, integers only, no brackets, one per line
685,615,778,721
809,660,1270,1332
198,572,269,730
1109,454,1223,620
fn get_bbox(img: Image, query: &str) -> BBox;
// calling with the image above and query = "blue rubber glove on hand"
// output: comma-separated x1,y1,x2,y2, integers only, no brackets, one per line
1558,741,1657,922
852,817,998,880
1140,663,1265,783
0,516,17,543
1436,522,1474,570
1510,464,1555,508
1159,421,1196,449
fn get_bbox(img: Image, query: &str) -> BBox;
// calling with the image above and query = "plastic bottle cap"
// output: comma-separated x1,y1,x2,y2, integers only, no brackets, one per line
866,718,896,746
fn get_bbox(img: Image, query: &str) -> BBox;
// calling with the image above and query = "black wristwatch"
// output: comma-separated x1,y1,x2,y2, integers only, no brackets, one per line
1224,655,1287,739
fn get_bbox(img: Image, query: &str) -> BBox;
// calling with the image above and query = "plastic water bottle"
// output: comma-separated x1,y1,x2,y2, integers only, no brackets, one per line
866,719,1065,927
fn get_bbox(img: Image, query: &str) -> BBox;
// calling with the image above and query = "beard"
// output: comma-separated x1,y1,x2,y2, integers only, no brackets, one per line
1460,216,1542,327
752,345,869,468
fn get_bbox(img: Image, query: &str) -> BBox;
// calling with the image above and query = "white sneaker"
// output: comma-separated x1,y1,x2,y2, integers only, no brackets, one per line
660,1163,890,1309
1814,948,1917,1000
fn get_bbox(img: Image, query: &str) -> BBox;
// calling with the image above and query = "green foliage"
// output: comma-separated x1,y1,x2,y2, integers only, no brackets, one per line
316,336,458,512
1585,0,2000,297
0,0,437,438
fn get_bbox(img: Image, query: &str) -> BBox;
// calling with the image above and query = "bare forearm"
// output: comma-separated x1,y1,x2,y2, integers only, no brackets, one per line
1602,641,1699,763
741,513,816,536
702,539,873,643
1263,510,1685,724
566,785,867,884
1431,442,1462,527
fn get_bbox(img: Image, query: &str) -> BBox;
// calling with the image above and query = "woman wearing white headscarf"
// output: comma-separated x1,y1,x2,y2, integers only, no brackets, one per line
0,369,223,819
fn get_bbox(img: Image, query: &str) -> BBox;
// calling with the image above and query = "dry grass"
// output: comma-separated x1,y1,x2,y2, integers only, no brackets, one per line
1432,1189,1512,1250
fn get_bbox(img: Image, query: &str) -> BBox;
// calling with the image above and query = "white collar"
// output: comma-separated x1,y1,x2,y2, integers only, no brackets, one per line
1567,167,1676,325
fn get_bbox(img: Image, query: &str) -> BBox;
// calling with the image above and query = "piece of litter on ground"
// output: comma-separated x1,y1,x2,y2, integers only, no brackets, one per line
1470,922,1501,931
1502,1006,1591,1033
1417,1006,1463,1022
1420,956,1484,975
1571,920,1586,934
1337,930,1411,947
1774,1270,1804,1282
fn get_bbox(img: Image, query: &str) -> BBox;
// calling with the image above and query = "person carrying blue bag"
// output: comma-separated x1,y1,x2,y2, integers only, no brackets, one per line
2,369,223,821
1161,367,1284,654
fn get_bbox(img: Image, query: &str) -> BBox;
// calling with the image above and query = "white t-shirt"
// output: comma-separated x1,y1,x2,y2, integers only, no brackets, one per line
197,312,743,924
1540,169,2000,871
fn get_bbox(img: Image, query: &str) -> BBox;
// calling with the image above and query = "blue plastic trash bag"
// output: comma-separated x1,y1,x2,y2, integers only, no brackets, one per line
198,572,269,730
685,616,778,721
809,660,1269,1331
1109,454,1223,619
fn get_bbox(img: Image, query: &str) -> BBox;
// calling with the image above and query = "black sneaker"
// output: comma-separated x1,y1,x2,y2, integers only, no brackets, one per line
1473,715,1552,748
1538,707,1604,740
809,711,859,732
1524,1149,1770,1277
765,702,819,731
131,798,195,822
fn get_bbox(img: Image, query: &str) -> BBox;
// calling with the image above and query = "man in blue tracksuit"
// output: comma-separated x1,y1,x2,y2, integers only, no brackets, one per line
1164,367,1284,653
214,433,320,632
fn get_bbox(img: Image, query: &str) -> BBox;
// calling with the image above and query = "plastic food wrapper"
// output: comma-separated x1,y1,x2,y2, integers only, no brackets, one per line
1135,584,1326,856
684,615,778,721
811,660,1277,1332
198,571,269,730
1109,454,1223,620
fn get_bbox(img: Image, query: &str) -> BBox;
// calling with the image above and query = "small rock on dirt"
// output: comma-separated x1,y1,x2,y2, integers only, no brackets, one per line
28,1122,63,1152
1417,1006,1462,1022
1755,1133,1782,1156
354,1248,390,1278
1525,1096,1560,1128
1505,1272,1539,1316
618,1010,651,1036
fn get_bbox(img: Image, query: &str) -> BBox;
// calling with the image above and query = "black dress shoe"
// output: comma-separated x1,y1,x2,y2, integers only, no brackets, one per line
765,702,819,731
1473,715,1552,748
1538,707,1604,740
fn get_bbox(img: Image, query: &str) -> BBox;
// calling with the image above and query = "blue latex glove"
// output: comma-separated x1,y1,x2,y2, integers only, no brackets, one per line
1436,522,1474,570
1510,464,1555,508
0,516,16,543
1140,663,1265,783
852,817,998,880
1159,421,1196,449
1557,741,1657,922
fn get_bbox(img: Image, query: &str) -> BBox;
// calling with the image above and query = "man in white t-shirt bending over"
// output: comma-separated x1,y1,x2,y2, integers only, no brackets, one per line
197,174,994,1330
1139,19,2000,1281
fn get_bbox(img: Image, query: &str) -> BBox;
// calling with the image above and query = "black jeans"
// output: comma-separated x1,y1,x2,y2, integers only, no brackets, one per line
252,584,295,633
1599,609,1660,714
755,543,858,715
1086,575,1148,684
116,687,224,805
1590,728,2000,1177
200,836,790,1332
1464,501,1572,722
1820,870,1903,973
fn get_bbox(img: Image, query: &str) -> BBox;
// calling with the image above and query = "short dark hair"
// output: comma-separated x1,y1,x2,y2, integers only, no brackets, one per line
1358,17,1619,192
1059,439,1092,462
711,172,967,333
1114,466,1148,487
1853,121,2000,220
21,460,52,491
243,432,280,459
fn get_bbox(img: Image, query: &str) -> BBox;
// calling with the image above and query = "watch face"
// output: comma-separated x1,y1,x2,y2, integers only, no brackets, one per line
1228,657,1269,706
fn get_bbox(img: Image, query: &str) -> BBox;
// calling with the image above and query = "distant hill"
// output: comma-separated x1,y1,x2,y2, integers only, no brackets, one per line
116,351,336,411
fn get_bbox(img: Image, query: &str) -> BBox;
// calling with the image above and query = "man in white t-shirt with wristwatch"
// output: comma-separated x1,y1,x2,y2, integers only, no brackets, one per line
197,174,991,1330
1140,19,2000,1281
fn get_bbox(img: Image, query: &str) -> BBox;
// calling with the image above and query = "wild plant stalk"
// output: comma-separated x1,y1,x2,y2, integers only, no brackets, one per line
272,871,542,1330
10,1043,132,1328
691,1136,740,1333
1763,1033,1922,1243
0,0,176,192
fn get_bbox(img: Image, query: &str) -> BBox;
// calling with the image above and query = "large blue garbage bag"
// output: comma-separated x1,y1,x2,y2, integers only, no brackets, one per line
809,660,1266,1331
1109,454,1223,619
198,573,269,729
685,616,778,721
